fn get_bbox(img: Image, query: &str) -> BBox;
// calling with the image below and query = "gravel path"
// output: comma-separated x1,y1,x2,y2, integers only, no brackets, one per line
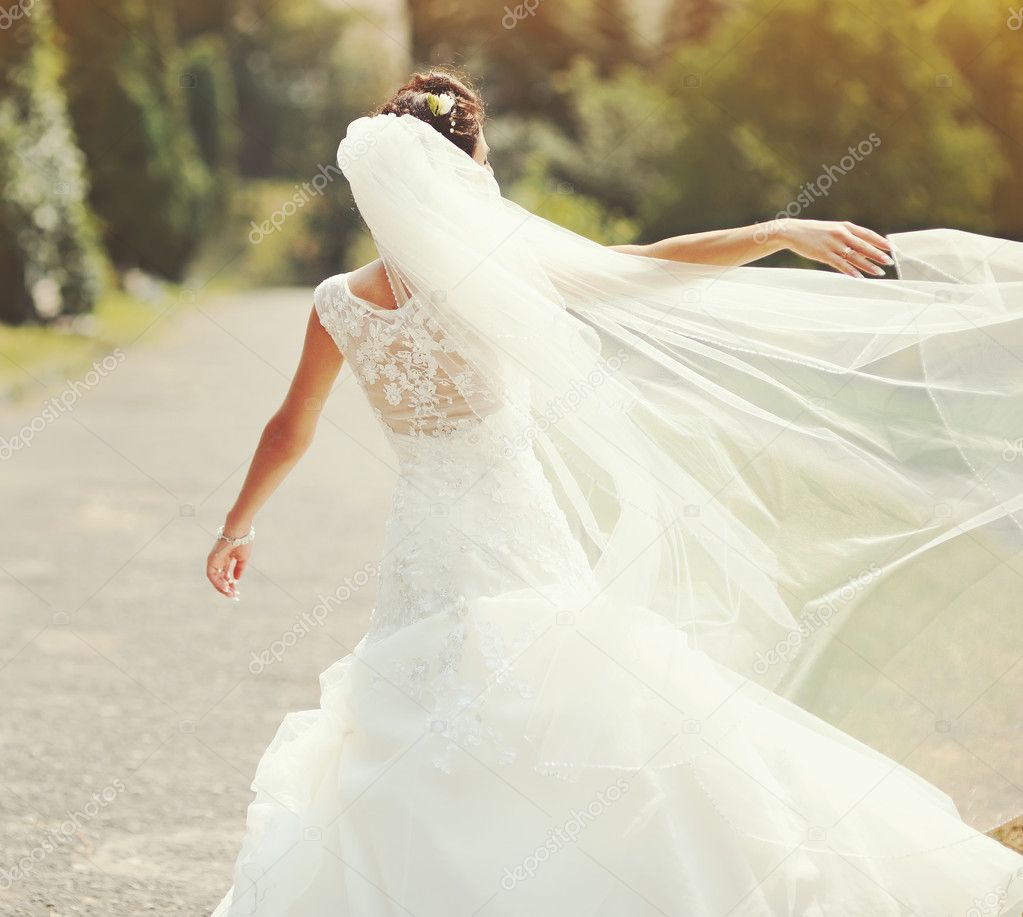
0,288,397,915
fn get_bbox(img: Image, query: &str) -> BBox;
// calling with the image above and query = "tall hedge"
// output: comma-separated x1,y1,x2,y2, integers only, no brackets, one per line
177,34,239,210
50,0,212,279
0,0,104,325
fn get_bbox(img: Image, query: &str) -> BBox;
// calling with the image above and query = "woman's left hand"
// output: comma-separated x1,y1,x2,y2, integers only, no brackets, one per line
781,219,893,278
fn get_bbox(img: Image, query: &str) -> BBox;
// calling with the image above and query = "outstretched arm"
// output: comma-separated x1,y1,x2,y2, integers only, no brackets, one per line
206,305,343,599
610,218,893,278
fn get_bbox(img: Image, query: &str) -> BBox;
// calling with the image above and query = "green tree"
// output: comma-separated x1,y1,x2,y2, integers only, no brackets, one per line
50,0,213,279
223,1,393,279
170,0,239,42
644,0,1006,246
0,0,104,325
659,0,738,49
927,0,1023,239
406,0,590,126
177,33,240,210
506,155,639,243
589,0,639,76
227,0,378,177
528,57,685,224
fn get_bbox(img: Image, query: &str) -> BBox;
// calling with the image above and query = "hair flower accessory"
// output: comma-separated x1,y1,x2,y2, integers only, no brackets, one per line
425,91,456,117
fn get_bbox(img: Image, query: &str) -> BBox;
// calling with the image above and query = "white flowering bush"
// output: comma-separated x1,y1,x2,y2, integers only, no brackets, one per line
0,0,104,325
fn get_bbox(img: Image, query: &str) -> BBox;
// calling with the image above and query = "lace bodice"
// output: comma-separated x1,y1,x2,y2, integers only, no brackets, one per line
313,273,505,438
312,272,597,772
311,272,593,611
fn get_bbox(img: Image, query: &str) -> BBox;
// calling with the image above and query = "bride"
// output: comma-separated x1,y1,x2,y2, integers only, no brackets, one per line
208,69,1023,915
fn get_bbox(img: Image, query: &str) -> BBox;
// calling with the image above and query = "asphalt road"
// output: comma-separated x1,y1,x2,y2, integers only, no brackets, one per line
0,288,397,915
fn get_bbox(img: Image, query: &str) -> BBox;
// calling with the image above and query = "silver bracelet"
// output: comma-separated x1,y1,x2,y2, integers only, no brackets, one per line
217,524,255,547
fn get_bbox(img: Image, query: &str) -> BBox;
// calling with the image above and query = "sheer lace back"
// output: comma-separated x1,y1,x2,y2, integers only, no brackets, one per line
313,273,504,439
311,269,598,776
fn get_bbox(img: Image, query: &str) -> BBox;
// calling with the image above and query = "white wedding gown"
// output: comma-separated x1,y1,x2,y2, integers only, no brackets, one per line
211,271,1023,917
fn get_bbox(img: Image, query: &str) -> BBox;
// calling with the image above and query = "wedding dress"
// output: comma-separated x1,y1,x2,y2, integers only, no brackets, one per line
213,113,1023,916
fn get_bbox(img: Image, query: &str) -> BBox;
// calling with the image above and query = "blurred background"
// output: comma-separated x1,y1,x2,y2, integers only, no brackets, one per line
1,0,1021,365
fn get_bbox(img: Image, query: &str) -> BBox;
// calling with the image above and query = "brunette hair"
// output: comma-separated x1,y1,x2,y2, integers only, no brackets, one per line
374,67,485,159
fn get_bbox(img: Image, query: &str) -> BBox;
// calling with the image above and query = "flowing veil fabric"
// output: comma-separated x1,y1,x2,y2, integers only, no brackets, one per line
336,112,1023,838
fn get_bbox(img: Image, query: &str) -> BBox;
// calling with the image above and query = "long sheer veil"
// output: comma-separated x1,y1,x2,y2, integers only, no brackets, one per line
338,112,1023,834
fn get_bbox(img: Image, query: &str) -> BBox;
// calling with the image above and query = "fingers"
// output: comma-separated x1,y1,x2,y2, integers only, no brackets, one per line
846,222,891,252
843,231,893,272
206,549,240,599
838,244,884,277
830,227,895,278
827,253,864,279
808,221,893,279
207,563,233,597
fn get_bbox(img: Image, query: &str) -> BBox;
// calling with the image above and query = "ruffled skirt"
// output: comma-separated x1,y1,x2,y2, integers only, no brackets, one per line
212,585,1023,916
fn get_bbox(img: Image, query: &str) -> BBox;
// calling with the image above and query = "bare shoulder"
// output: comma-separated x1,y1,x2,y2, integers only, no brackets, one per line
347,259,397,310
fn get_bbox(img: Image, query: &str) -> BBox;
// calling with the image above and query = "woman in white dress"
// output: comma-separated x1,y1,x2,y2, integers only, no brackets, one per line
209,69,1023,915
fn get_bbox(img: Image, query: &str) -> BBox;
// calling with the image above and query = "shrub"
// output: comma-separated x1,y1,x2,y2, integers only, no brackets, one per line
0,0,104,325
50,0,213,279
177,33,240,210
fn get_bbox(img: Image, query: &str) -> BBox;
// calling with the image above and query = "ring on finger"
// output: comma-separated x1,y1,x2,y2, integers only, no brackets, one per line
840,245,854,259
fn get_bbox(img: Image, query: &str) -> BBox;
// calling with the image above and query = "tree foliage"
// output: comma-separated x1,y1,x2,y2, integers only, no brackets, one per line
927,0,1023,239
2,0,1018,327
50,0,214,278
405,0,1017,255
226,0,378,177
177,33,240,203
643,0,1007,243
0,0,104,324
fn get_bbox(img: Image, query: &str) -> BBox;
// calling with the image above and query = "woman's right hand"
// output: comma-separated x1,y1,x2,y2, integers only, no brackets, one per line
206,534,251,600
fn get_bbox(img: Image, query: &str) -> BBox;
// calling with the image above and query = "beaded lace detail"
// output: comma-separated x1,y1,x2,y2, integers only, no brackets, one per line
313,273,596,772
313,273,500,438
